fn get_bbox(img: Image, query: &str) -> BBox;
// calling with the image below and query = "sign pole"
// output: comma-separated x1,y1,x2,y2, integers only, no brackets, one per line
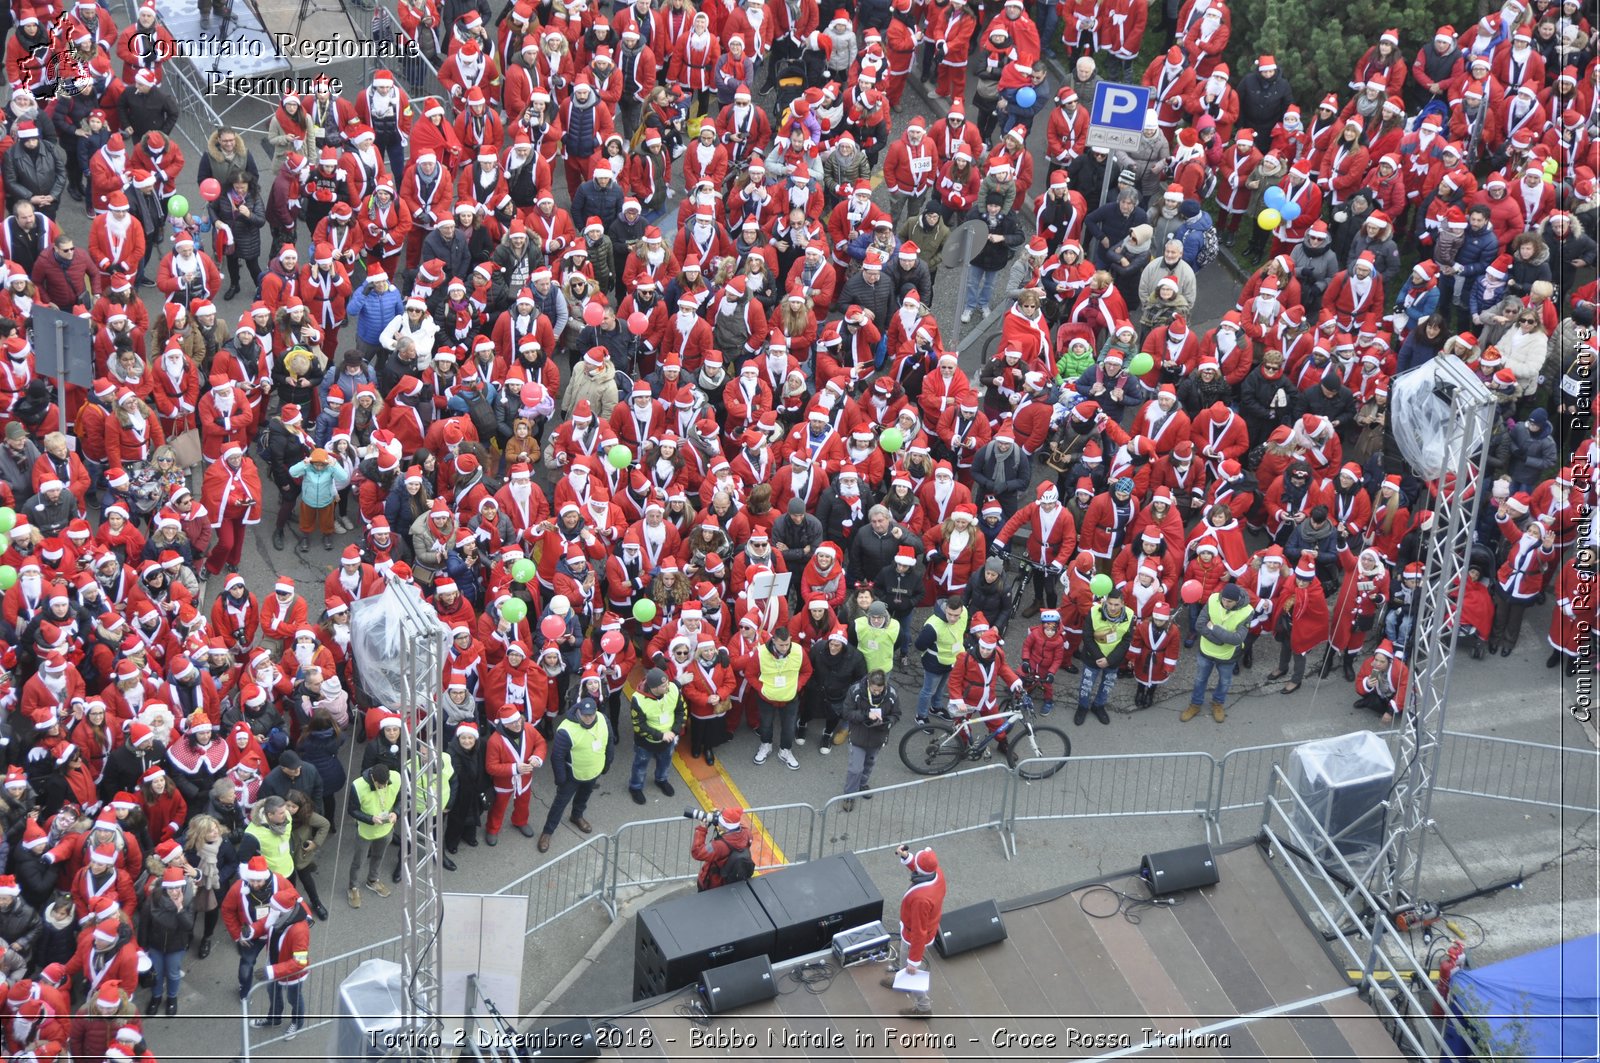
1099,156,1114,215
54,319,68,436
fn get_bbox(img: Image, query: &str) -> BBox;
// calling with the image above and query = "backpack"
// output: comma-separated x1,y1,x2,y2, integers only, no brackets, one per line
1183,214,1219,271
720,839,755,883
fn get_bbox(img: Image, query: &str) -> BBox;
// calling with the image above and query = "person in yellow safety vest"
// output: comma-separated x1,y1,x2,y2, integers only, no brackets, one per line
346,764,400,909
539,698,612,852
806,626,867,750
629,669,685,804
852,601,901,675
739,626,814,769
386,749,458,882
1185,583,1254,722
913,598,968,722
1075,588,1134,726
242,796,296,882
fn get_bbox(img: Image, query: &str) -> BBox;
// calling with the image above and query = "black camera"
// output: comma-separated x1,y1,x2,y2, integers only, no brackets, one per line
684,809,716,824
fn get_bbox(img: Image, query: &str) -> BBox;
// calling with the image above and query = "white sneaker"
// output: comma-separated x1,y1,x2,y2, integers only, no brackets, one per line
960,308,974,323
794,733,807,746
285,1024,301,1041
818,743,831,756
778,748,800,770
754,742,771,764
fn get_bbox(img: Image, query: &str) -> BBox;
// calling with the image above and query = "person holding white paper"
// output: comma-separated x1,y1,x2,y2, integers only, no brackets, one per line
880,845,946,1019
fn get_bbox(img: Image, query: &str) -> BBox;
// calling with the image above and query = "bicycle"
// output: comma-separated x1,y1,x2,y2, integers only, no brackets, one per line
898,695,1071,780
995,547,1056,619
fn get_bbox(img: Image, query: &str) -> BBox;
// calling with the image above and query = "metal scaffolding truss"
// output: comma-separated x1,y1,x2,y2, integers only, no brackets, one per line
1380,355,1496,915
387,580,450,1053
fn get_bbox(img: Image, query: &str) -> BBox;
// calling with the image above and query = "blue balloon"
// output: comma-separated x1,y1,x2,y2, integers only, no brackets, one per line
1281,202,1302,222
1263,185,1287,211
1015,86,1037,109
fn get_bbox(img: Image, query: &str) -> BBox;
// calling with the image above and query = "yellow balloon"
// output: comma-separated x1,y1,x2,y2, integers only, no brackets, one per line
1257,208,1283,230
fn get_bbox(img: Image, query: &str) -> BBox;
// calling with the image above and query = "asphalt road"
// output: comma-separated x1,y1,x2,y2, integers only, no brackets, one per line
38,65,1594,1063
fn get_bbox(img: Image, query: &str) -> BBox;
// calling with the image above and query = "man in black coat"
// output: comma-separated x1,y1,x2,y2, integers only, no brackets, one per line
1083,188,1147,271
970,431,1032,516
803,632,867,747
1235,56,1294,139
1,123,66,216
257,750,325,811
873,550,924,667
118,72,179,139
840,671,900,808
773,497,824,580
961,193,1025,323
848,506,924,583
1301,370,1359,443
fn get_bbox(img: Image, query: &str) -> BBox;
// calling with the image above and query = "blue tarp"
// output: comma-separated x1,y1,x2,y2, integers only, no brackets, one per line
1443,934,1599,1062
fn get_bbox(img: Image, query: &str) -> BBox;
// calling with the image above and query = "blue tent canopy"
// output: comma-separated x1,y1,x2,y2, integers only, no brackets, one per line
1443,934,1599,1062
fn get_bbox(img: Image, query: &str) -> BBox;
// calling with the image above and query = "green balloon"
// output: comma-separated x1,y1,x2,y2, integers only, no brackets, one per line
879,427,904,453
1089,573,1114,597
607,444,633,469
1126,351,1155,377
0,565,15,591
632,598,658,623
500,598,528,624
511,558,536,584
168,194,189,217
0,507,13,535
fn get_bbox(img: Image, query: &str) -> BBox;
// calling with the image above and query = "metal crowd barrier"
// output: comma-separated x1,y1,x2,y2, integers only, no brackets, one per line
609,803,818,899
816,764,1014,859
1009,751,1217,857
493,832,615,933
1431,730,1600,813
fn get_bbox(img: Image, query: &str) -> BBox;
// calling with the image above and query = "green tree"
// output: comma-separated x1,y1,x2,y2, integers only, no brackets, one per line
1224,0,1473,104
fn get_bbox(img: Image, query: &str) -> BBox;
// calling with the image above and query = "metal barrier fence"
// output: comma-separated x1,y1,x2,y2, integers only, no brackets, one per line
815,764,1013,859
240,932,405,1056
494,832,614,934
1432,730,1600,813
1009,752,1217,856
609,804,818,899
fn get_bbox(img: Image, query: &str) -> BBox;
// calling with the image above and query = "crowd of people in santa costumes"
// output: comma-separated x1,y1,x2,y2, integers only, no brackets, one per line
0,0,1596,1050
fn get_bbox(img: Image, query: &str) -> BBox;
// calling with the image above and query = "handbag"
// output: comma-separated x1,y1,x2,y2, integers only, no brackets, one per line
169,428,203,470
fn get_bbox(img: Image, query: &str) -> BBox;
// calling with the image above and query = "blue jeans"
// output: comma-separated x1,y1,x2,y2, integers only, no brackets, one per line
149,948,186,998
238,939,265,998
915,667,949,720
1384,611,1413,654
1190,655,1235,706
1077,664,1118,708
629,741,674,792
268,980,305,1026
963,267,999,314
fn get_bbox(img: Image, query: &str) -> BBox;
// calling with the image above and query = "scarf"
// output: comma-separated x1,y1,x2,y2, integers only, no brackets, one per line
197,836,222,889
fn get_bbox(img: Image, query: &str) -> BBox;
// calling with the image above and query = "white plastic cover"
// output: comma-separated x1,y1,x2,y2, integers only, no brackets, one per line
350,581,448,708
1287,730,1396,870
1389,362,1455,479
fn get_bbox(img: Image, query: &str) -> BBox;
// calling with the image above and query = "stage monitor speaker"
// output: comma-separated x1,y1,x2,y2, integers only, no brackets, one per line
1139,843,1219,896
933,899,1008,959
520,1017,598,1061
749,852,885,962
634,883,774,1001
1287,731,1395,870
698,955,776,1014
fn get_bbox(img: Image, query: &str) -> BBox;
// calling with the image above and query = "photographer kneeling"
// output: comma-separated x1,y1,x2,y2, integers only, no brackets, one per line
688,807,754,891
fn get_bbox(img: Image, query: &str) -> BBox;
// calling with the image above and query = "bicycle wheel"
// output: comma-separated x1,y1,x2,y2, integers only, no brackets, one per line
1010,724,1072,779
898,721,964,775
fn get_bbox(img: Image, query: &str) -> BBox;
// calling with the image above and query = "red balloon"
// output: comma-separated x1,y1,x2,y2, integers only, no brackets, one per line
582,301,605,327
601,631,625,655
1180,579,1204,605
199,178,222,202
627,311,649,335
540,615,567,640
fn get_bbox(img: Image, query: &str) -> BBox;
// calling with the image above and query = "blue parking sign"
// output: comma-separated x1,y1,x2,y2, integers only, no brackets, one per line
1087,82,1151,152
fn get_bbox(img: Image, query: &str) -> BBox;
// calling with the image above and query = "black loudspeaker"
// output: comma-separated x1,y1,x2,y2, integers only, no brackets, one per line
749,852,884,962
634,883,774,1001
521,1017,598,1061
698,954,777,1014
933,899,1008,958
1139,843,1220,896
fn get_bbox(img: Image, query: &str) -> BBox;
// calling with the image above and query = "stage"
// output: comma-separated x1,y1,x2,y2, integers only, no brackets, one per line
539,844,1411,1061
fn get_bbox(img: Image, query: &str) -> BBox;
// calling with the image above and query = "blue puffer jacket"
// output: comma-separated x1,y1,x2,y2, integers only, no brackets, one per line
1453,223,1501,283
347,281,403,344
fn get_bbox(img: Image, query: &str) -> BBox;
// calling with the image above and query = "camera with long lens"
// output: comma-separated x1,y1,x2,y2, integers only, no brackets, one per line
683,808,716,824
